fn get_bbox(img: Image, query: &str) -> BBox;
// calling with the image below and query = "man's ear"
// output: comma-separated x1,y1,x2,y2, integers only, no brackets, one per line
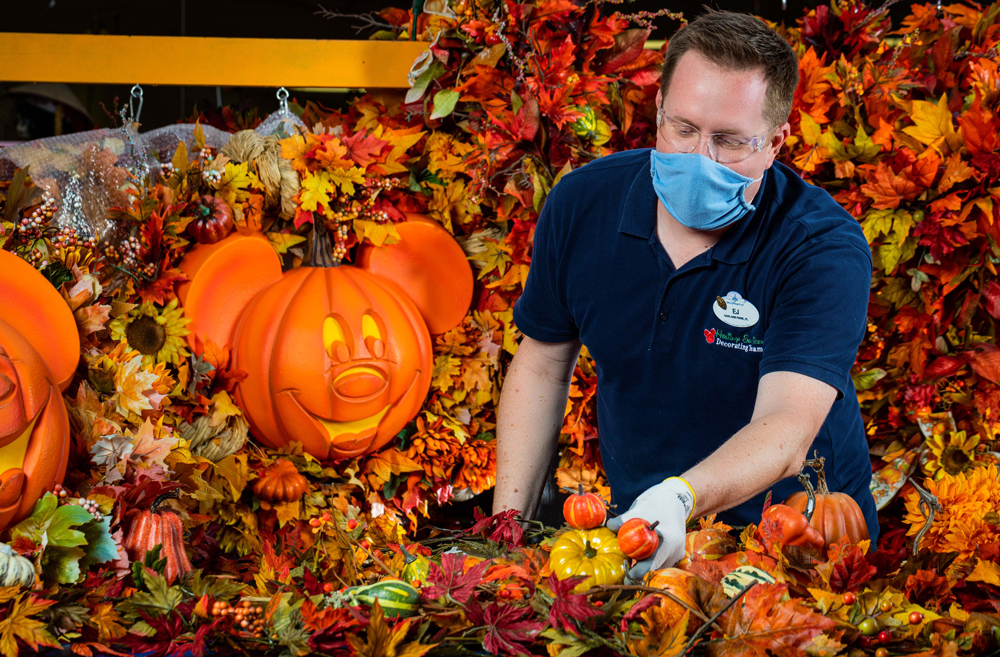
764,121,792,169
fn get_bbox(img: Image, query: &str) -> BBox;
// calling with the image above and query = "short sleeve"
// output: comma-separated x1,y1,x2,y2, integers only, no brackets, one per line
759,237,873,398
512,186,580,343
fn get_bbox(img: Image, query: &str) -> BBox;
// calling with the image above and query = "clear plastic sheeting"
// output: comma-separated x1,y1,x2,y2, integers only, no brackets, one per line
0,110,306,244
0,123,147,243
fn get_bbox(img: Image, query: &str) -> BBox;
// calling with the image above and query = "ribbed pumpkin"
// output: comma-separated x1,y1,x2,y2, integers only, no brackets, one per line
125,494,194,584
188,195,235,244
0,317,71,533
0,542,35,588
562,485,607,530
231,220,432,461
252,459,308,503
784,453,869,547
677,525,737,567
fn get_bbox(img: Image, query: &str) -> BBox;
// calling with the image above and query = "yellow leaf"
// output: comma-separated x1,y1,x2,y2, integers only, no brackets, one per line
949,602,970,622
373,125,426,176
113,354,158,417
967,558,1000,586
89,602,127,642
274,500,301,528
799,110,822,146
432,354,462,392
807,587,846,615
266,231,307,255
353,219,400,246
171,141,189,178
300,171,336,212
630,609,688,657
194,121,206,151
803,633,846,657
902,94,963,153
0,595,59,657
329,166,367,196
213,453,250,498
213,161,255,206
470,239,511,280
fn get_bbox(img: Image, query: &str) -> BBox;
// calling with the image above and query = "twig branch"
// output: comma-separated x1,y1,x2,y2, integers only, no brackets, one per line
580,584,723,635
682,581,756,655
355,543,396,579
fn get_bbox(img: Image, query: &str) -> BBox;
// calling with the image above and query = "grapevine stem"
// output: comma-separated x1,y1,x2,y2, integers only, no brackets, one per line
910,478,942,556
579,584,723,634
682,581,757,655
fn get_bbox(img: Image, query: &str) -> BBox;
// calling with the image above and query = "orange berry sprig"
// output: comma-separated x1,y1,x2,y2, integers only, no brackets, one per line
211,599,266,638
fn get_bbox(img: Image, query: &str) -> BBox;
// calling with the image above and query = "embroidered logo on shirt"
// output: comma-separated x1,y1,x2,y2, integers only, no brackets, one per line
704,328,763,353
713,291,760,328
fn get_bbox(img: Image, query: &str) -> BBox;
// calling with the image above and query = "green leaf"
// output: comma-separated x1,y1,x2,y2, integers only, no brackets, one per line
130,570,184,616
11,493,93,549
78,517,120,572
430,89,461,120
861,209,895,242
852,368,887,390
511,91,524,114
405,61,445,104
850,125,881,161
42,546,86,585
185,569,246,600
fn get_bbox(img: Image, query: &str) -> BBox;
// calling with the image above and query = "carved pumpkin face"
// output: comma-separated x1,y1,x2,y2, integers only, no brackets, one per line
0,318,70,532
232,266,432,461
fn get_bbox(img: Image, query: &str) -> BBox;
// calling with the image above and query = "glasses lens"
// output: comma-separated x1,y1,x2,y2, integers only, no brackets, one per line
661,117,756,163
712,138,756,164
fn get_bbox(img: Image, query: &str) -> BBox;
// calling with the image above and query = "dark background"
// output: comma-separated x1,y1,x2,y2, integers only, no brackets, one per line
0,0,842,142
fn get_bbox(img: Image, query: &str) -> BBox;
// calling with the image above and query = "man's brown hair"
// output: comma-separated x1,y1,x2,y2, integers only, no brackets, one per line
660,9,799,128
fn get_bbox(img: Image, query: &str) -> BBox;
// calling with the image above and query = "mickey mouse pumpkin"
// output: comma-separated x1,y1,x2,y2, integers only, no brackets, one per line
0,250,76,532
179,216,472,461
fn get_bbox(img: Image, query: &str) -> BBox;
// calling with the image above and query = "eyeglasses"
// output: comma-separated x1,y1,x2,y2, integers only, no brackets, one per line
656,109,776,164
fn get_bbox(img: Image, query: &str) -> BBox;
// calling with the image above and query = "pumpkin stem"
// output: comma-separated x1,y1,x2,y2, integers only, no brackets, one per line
308,216,339,268
151,489,181,513
399,543,417,565
803,450,830,495
577,484,584,497
647,521,660,531
796,469,817,522
584,543,598,559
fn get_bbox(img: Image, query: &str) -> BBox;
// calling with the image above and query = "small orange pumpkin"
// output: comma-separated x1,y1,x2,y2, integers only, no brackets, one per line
252,459,308,503
647,568,698,627
677,525,736,567
124,494,193,584
231,220,432,461
562,485,607,530
784,452,869,548
188,195,235,244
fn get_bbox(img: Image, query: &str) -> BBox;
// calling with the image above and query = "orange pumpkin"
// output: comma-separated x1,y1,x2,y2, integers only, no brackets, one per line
562,485,607,530
647,568,698,627
0,250,79,391
231,220,432,460
253,459,308,503
355,215,473,335
125,496,193,584
0,319,71,532
677,526,736,567
785,453,869,547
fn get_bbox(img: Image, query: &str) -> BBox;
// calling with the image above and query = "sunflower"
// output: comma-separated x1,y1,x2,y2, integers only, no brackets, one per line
923,430,980,480
110,298,190,366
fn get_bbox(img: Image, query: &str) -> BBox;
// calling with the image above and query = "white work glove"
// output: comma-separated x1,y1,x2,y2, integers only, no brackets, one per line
606,477,695,581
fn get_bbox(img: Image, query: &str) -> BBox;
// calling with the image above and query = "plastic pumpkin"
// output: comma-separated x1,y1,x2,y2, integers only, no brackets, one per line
252,459,308,503
562,484,607,530
785,453,869,547
124,495,194,584
0,317,71,533
647,568,697,627
549,527,627,593
231,220,432,460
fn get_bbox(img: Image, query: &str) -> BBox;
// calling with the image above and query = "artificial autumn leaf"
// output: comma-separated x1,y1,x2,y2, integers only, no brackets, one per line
0,594,59,657
970,343,1000,384
112,354,158,418
706,583,837,657
465,600,544,656
129,419,179,471
546,574,601,635
424,552,490,603
341,131,391,169
815,537,876,593
860,161,921,210
467,507,524,546
328,166,366,196
76,304,111,337
901,94,963,153
630,608,688,657
345,602,434,657
300,172,335,212
213,161,256,206
89,602,127,642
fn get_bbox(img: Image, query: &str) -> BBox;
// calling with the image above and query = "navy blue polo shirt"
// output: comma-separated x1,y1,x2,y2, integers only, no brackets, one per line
513,148,879,544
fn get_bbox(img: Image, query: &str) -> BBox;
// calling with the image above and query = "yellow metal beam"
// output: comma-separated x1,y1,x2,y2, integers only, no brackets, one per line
0,33,428,89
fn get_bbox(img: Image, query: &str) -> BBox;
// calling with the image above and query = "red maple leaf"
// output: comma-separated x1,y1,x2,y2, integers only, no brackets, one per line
819,536,877,593
466,507,525,546
546,574,601,635
466,601,544,656
340,130,391,169
136,267,188,305
123,613,219,657
424,552,490,603
708,583,838,657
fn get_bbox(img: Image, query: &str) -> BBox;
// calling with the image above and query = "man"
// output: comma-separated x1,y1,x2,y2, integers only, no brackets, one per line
493,9,879,577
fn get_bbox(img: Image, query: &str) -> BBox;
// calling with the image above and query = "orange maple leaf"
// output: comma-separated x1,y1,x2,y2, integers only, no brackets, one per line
860,161,921,210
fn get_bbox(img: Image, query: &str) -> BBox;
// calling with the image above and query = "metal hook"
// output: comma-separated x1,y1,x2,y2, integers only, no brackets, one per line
129,84,144,124
276,87,290,115
782,0,787,10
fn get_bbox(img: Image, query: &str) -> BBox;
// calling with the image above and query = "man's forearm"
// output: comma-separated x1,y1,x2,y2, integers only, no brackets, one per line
682,410,814,518
493,339,579,520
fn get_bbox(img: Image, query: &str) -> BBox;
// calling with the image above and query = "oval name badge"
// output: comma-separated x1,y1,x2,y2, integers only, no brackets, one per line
713,291,759,328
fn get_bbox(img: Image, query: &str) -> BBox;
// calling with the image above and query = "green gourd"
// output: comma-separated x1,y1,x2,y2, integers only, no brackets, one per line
0,542,35,588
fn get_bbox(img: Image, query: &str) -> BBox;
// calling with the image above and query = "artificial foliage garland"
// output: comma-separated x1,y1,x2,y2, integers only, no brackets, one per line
0,0,999,655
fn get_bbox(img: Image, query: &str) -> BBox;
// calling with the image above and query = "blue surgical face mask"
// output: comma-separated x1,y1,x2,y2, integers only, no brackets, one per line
649,151,762,231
